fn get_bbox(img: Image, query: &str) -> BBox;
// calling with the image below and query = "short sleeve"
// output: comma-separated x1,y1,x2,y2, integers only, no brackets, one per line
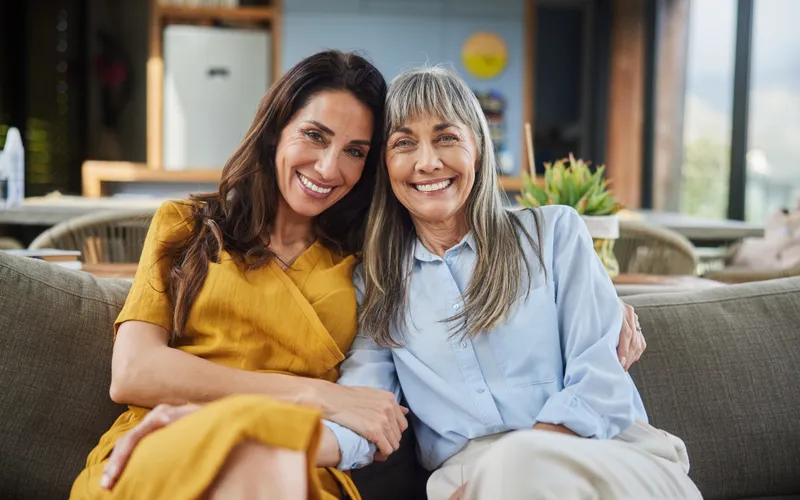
114,201,194,336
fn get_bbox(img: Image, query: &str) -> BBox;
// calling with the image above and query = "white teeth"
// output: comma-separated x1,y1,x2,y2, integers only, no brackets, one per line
414,179,452,192
298,173,332,194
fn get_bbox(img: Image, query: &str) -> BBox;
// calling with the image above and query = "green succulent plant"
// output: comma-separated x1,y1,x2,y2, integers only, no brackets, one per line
516,154,622,216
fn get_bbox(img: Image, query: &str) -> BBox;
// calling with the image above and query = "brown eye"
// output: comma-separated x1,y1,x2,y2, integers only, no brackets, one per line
346,147,365,159
304,130,325,142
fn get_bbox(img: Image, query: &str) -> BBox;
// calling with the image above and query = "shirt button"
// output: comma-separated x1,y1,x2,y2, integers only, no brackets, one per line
453,303,460,310
476,388,485,394
460,341,467,348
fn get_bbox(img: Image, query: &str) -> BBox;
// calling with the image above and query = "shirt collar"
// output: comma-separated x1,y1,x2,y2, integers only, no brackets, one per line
412,231,476,263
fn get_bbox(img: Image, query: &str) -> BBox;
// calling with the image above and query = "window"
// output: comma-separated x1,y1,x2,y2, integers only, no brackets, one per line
679,0,737,220
745,0,800,222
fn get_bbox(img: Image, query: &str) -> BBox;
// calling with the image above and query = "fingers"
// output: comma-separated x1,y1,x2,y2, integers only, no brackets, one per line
385,410,402,451
374,395,406,458
373,433,395,458
101,406,170,489
625,313,646,371
394,405,409,432
450,483,468,500
100,404,200,490
632,313,646,363
617,304,634,369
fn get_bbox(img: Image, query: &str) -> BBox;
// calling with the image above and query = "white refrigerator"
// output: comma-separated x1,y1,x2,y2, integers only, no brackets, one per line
162,25,271,170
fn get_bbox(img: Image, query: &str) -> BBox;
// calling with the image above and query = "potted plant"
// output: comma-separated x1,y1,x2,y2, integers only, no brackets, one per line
517,154,622,277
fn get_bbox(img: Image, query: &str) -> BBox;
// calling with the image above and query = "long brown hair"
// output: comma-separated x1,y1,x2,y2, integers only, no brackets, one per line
162,50,387,339
359,66,543,347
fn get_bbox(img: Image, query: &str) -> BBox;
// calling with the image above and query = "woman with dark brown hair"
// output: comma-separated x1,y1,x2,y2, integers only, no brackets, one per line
76,53,648,500
70,50,408,500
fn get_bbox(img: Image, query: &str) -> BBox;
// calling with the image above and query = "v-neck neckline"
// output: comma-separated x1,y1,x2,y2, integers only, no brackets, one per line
267,241,345,366
275,239,321,271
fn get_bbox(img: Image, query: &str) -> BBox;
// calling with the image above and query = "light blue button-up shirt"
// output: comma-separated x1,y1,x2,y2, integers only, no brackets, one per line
324,205,647,471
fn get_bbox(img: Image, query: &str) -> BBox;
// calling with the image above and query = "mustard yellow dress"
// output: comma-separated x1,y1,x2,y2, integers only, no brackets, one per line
70,201,361,500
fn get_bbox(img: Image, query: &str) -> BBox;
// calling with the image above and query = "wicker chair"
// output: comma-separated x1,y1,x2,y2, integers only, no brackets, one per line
614,220,698,275
0,237,23,250
703,242,800,283
28,209,156,264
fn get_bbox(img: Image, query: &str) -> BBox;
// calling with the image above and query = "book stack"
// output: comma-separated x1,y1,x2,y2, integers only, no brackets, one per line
3,249,82,271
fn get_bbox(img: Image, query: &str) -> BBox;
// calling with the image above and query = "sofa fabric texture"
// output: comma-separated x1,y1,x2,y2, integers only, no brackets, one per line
1,251,798,499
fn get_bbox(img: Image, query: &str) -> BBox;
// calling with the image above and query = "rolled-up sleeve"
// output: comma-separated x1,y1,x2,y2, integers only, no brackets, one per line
534,207,638,439
323,266,402,470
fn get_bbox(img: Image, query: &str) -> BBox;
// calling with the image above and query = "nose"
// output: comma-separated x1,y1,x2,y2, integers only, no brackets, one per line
415,142,443,174
314,148,339,181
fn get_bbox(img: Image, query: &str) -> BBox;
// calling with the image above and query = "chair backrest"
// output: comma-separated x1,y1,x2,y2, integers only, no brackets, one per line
28,209,156,264
615,220,698,275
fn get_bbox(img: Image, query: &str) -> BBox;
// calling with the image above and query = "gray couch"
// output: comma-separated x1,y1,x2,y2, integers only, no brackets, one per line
1,251,798,499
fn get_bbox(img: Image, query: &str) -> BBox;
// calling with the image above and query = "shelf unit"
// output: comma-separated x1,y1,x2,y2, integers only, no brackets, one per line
85,2,527,196
82,161,527,197
146,0,282,168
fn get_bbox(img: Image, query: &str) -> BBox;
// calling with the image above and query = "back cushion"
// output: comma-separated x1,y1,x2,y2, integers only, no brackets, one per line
0,253,130,499
627,278,800,500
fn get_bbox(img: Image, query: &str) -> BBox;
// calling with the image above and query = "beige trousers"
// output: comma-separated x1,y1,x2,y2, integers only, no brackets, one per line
426,421,702,500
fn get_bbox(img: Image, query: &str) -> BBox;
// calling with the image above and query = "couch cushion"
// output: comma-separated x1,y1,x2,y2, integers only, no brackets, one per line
626,277,800,500
0,252,130,499
0,252,428,499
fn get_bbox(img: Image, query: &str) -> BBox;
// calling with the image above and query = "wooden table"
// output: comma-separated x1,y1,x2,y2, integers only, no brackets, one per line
83,263,139,279
0,196,165,226
634,210,763,244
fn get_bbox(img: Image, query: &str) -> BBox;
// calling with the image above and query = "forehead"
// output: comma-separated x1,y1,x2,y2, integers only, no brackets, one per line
295,91,373,132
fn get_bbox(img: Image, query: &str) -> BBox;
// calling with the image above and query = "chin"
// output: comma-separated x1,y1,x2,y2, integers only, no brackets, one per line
286,197,334,218
413,208,454,224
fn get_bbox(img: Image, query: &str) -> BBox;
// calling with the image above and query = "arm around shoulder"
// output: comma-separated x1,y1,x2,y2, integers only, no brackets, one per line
534,206,641,439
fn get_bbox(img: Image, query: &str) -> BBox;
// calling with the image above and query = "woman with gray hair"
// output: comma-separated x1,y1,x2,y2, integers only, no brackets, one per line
324,66,701,499
97,62,655,500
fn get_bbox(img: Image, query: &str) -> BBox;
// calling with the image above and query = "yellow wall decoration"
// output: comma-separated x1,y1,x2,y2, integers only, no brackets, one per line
461,32,508,79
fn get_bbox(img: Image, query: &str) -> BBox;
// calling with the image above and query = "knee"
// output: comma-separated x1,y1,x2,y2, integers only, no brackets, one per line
473,430,580,478
468,432,594,500
206,440,307,500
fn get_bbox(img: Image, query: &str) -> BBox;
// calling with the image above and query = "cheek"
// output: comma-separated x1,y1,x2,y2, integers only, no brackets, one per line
386,154,411,183
442,148,475,176
278,142,316,176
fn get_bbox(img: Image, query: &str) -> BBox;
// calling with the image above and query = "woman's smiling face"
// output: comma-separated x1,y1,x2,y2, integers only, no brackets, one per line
274,90,374,218
385,113,478,226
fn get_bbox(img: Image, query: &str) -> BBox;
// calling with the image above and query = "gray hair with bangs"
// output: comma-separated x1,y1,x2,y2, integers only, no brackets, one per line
359,66,543,347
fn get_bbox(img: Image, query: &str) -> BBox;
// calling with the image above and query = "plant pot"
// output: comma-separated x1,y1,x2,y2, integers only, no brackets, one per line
580,215,620,278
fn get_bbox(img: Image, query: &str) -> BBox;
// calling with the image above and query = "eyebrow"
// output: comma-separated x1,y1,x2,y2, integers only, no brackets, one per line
304,120,371,146
391,122,460,135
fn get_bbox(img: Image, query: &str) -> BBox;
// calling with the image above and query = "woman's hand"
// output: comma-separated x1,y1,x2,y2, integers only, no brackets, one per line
618,302,646,371
100,404,201,490
450,483,468,500
319,385,409,458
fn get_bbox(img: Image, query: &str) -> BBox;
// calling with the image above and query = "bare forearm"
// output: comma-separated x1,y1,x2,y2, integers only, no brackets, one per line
111,343,327,409
316,426,343,468
532,422,579,437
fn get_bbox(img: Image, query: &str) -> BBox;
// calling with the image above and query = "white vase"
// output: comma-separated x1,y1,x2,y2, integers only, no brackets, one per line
580,215,620,277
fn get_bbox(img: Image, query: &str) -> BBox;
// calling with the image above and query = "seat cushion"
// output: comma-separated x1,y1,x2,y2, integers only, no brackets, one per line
0,251,430,499
0,252,130,499
626,278,800,500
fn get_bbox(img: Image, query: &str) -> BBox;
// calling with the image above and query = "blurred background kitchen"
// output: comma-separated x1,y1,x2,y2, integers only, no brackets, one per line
1,0,799,287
